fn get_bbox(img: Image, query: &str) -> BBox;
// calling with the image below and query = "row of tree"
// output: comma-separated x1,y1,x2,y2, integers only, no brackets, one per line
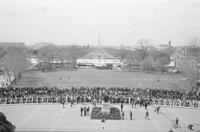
180,37,200,92
0,46,30,84
33,45,92,68
106,39,174,73
32,39,174,73
0,38,198,88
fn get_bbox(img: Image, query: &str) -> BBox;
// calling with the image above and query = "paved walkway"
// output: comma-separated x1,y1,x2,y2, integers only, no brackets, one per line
1,104,198,132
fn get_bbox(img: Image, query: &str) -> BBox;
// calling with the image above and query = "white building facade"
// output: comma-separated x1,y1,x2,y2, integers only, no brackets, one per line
77,48,121,67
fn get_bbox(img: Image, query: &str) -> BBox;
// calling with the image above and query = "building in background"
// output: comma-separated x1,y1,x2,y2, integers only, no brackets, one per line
0,72,15,88
26,42,54,50
77,48,121,67
0,42,25,47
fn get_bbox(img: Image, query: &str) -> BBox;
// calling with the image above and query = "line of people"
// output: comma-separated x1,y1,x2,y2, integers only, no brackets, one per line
0,86,200,105
80,106,90,116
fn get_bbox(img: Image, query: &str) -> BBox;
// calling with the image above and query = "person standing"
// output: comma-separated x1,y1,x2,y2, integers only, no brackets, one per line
157,106,160,114
101,114,106,129
71,99,73,107
62,98,65,108
121,103,124,112
87,106,90,115
80,107,83,116
129,110,132,120
144,102,148,110
175,117,179,128
84,107,87,116
131,99,134,108
145,110,149,120
122,111,125,120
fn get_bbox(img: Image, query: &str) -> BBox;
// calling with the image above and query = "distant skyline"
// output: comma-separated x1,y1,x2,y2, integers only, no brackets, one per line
0,0,200,46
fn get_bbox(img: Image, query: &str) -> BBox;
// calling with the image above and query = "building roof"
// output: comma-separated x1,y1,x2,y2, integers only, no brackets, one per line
79,48,117,60
0,42,25,47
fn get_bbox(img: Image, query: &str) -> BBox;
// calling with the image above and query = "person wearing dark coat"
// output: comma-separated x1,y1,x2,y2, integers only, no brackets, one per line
145,111,149,120
129,111,133,120
71,100,73,107
157,106,160,114
120,103,123,112
86,106,90,115
144,102,148,110
84,107,87,116
80,107,83,116
62,98,65,108
175,117,179,128
122,111,125,120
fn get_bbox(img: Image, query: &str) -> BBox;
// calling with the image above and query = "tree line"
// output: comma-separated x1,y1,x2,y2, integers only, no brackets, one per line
0,46,30,85
178,37,200,92
106,39,175,73
31,39,174,73
0,37,199,89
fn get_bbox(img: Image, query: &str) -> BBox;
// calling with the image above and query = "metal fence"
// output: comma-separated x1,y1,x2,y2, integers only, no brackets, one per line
0,97,61,105
153,99,200,109
1,97,200,109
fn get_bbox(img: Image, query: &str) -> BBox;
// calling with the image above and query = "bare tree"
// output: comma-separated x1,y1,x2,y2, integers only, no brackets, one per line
54,47,71,64
177,57,200,92
155,56,170,73
187,38,200,92
0,47,30,84
141,57,154,72
137,39,150,61
188,37,200,58
37,45,56,63
67,45,82,68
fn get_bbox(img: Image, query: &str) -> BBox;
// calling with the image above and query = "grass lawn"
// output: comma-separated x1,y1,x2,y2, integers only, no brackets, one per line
15,67,190,90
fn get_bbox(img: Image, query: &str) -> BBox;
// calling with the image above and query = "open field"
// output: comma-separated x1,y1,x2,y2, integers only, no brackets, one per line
15,67,190,90
1,104,199,132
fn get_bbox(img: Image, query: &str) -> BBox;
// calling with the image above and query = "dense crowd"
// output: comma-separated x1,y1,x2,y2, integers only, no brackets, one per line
0,86,200,104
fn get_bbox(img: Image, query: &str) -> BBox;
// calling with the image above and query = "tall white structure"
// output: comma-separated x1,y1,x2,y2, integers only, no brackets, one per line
77,0,121,67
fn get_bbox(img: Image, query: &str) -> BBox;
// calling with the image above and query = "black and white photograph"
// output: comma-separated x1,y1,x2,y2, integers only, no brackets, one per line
0,0,200,131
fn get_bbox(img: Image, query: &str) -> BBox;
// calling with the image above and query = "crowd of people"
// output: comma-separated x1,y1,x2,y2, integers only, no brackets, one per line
0,86,200,105
0,86,199,132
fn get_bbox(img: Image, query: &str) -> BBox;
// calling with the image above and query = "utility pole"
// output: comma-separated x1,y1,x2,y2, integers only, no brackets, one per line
98,0,101,49
98,33,101,49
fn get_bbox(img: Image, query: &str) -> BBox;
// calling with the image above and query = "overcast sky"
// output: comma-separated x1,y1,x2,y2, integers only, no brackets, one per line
0,0,200,46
